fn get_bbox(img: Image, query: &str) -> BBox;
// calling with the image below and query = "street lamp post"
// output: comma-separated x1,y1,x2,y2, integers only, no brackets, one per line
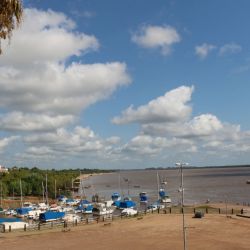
176,162,188,250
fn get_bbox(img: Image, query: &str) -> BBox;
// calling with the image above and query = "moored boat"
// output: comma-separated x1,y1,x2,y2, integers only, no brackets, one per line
92,203,114,216
139,192,148,203
39,211,65,222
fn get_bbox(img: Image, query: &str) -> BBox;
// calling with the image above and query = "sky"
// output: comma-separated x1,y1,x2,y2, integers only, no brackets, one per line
0,0,250,169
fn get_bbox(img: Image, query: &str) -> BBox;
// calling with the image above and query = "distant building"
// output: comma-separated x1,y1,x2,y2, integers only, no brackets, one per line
0,165,8,173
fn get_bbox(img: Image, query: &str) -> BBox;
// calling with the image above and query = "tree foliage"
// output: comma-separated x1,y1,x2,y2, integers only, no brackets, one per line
0,167,113,199
0,0,23,54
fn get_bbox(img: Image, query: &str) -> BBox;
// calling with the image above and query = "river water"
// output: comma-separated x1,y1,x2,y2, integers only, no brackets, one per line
80,167,250,205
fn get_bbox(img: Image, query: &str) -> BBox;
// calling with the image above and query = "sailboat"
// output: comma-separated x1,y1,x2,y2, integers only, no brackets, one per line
157,171,171,206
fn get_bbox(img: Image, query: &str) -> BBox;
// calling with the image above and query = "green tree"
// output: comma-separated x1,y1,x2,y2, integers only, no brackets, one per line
0,0,23,54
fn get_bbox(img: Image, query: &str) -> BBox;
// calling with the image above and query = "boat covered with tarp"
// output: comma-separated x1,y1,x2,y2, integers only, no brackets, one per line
39,211,65,222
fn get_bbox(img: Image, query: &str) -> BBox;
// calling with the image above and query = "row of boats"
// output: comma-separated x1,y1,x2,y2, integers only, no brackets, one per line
0,188,171,229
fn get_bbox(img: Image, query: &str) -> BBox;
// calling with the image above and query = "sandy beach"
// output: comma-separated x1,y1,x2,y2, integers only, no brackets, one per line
1,213,250,250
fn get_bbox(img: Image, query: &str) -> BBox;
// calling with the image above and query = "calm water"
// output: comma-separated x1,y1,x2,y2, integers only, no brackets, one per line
80,167,250,205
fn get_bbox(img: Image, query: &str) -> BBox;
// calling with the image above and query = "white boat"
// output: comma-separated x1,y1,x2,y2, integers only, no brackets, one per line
28,209,42,220
157,172,171,206
159,188,171,204
38,202,49,210
121,208,137,216
63,214,81,223
1,221,29,230
92,203,114,215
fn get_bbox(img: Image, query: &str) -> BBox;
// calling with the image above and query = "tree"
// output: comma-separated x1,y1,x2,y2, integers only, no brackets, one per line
0,0,23,54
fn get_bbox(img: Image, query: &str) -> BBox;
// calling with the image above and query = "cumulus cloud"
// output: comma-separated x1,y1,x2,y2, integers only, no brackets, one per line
112,86,194,125
131,25,181,55
1,9,99,65
142,114,223,138
0,112,75,132
18,126,122,162
0,136,19,152
219,43,242,56
0,62,130,114
0,8,131,131
195,43,216,59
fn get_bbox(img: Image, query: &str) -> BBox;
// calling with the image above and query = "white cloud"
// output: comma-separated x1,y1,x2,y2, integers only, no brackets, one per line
131,25,181,55
22,126,121,158
142,114,223,138
219,43,242,56
112,86,194,124
195,43,216,59
0,8,131,133
0,136,19,152
0,62,130,115
1,9,99,65
0,112,75,132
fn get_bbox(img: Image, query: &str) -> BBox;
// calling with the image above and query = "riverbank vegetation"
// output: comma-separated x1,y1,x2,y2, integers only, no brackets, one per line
0,167,114,198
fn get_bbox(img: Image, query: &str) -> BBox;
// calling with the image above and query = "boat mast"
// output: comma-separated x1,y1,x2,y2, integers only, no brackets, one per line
42,181,45,203
20,179,23,207
156,171,160,200
0,180,2,208
45,173,48,205
54,179,57,200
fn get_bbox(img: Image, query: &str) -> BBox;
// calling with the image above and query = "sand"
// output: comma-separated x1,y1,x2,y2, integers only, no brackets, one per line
1,213,250,250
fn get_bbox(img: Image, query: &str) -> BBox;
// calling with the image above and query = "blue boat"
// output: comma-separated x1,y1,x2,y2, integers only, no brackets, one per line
118,197,136,209
111,192,121,202
16,207,33,217
0,218,22,223
139,192,148,203
158,188,171,204
39,211,65,222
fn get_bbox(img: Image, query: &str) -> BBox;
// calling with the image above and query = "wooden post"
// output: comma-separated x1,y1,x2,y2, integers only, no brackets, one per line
2,224,5,233
24,224,26,231
9,225,11,232
232,208,234,214
219,208,221,214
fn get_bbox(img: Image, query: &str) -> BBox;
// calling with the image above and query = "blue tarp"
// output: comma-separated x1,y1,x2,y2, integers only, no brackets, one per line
0,218,22,223
111,192,120,201
77,204,93,212
39,211,65,222
113,200,121,207
140,194,148,202
119,200,136,209
66,199,74,203
16,207,32,215
57,195,66,201
79,200,90,205
159,190,166,198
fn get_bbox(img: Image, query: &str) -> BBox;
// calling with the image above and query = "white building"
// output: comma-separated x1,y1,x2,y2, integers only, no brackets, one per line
0,165,8,173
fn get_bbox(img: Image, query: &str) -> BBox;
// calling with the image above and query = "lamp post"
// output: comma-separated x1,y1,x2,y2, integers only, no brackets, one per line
176,162,188,250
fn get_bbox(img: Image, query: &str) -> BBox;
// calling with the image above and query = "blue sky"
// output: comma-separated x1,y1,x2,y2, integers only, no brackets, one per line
0,0,249,169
